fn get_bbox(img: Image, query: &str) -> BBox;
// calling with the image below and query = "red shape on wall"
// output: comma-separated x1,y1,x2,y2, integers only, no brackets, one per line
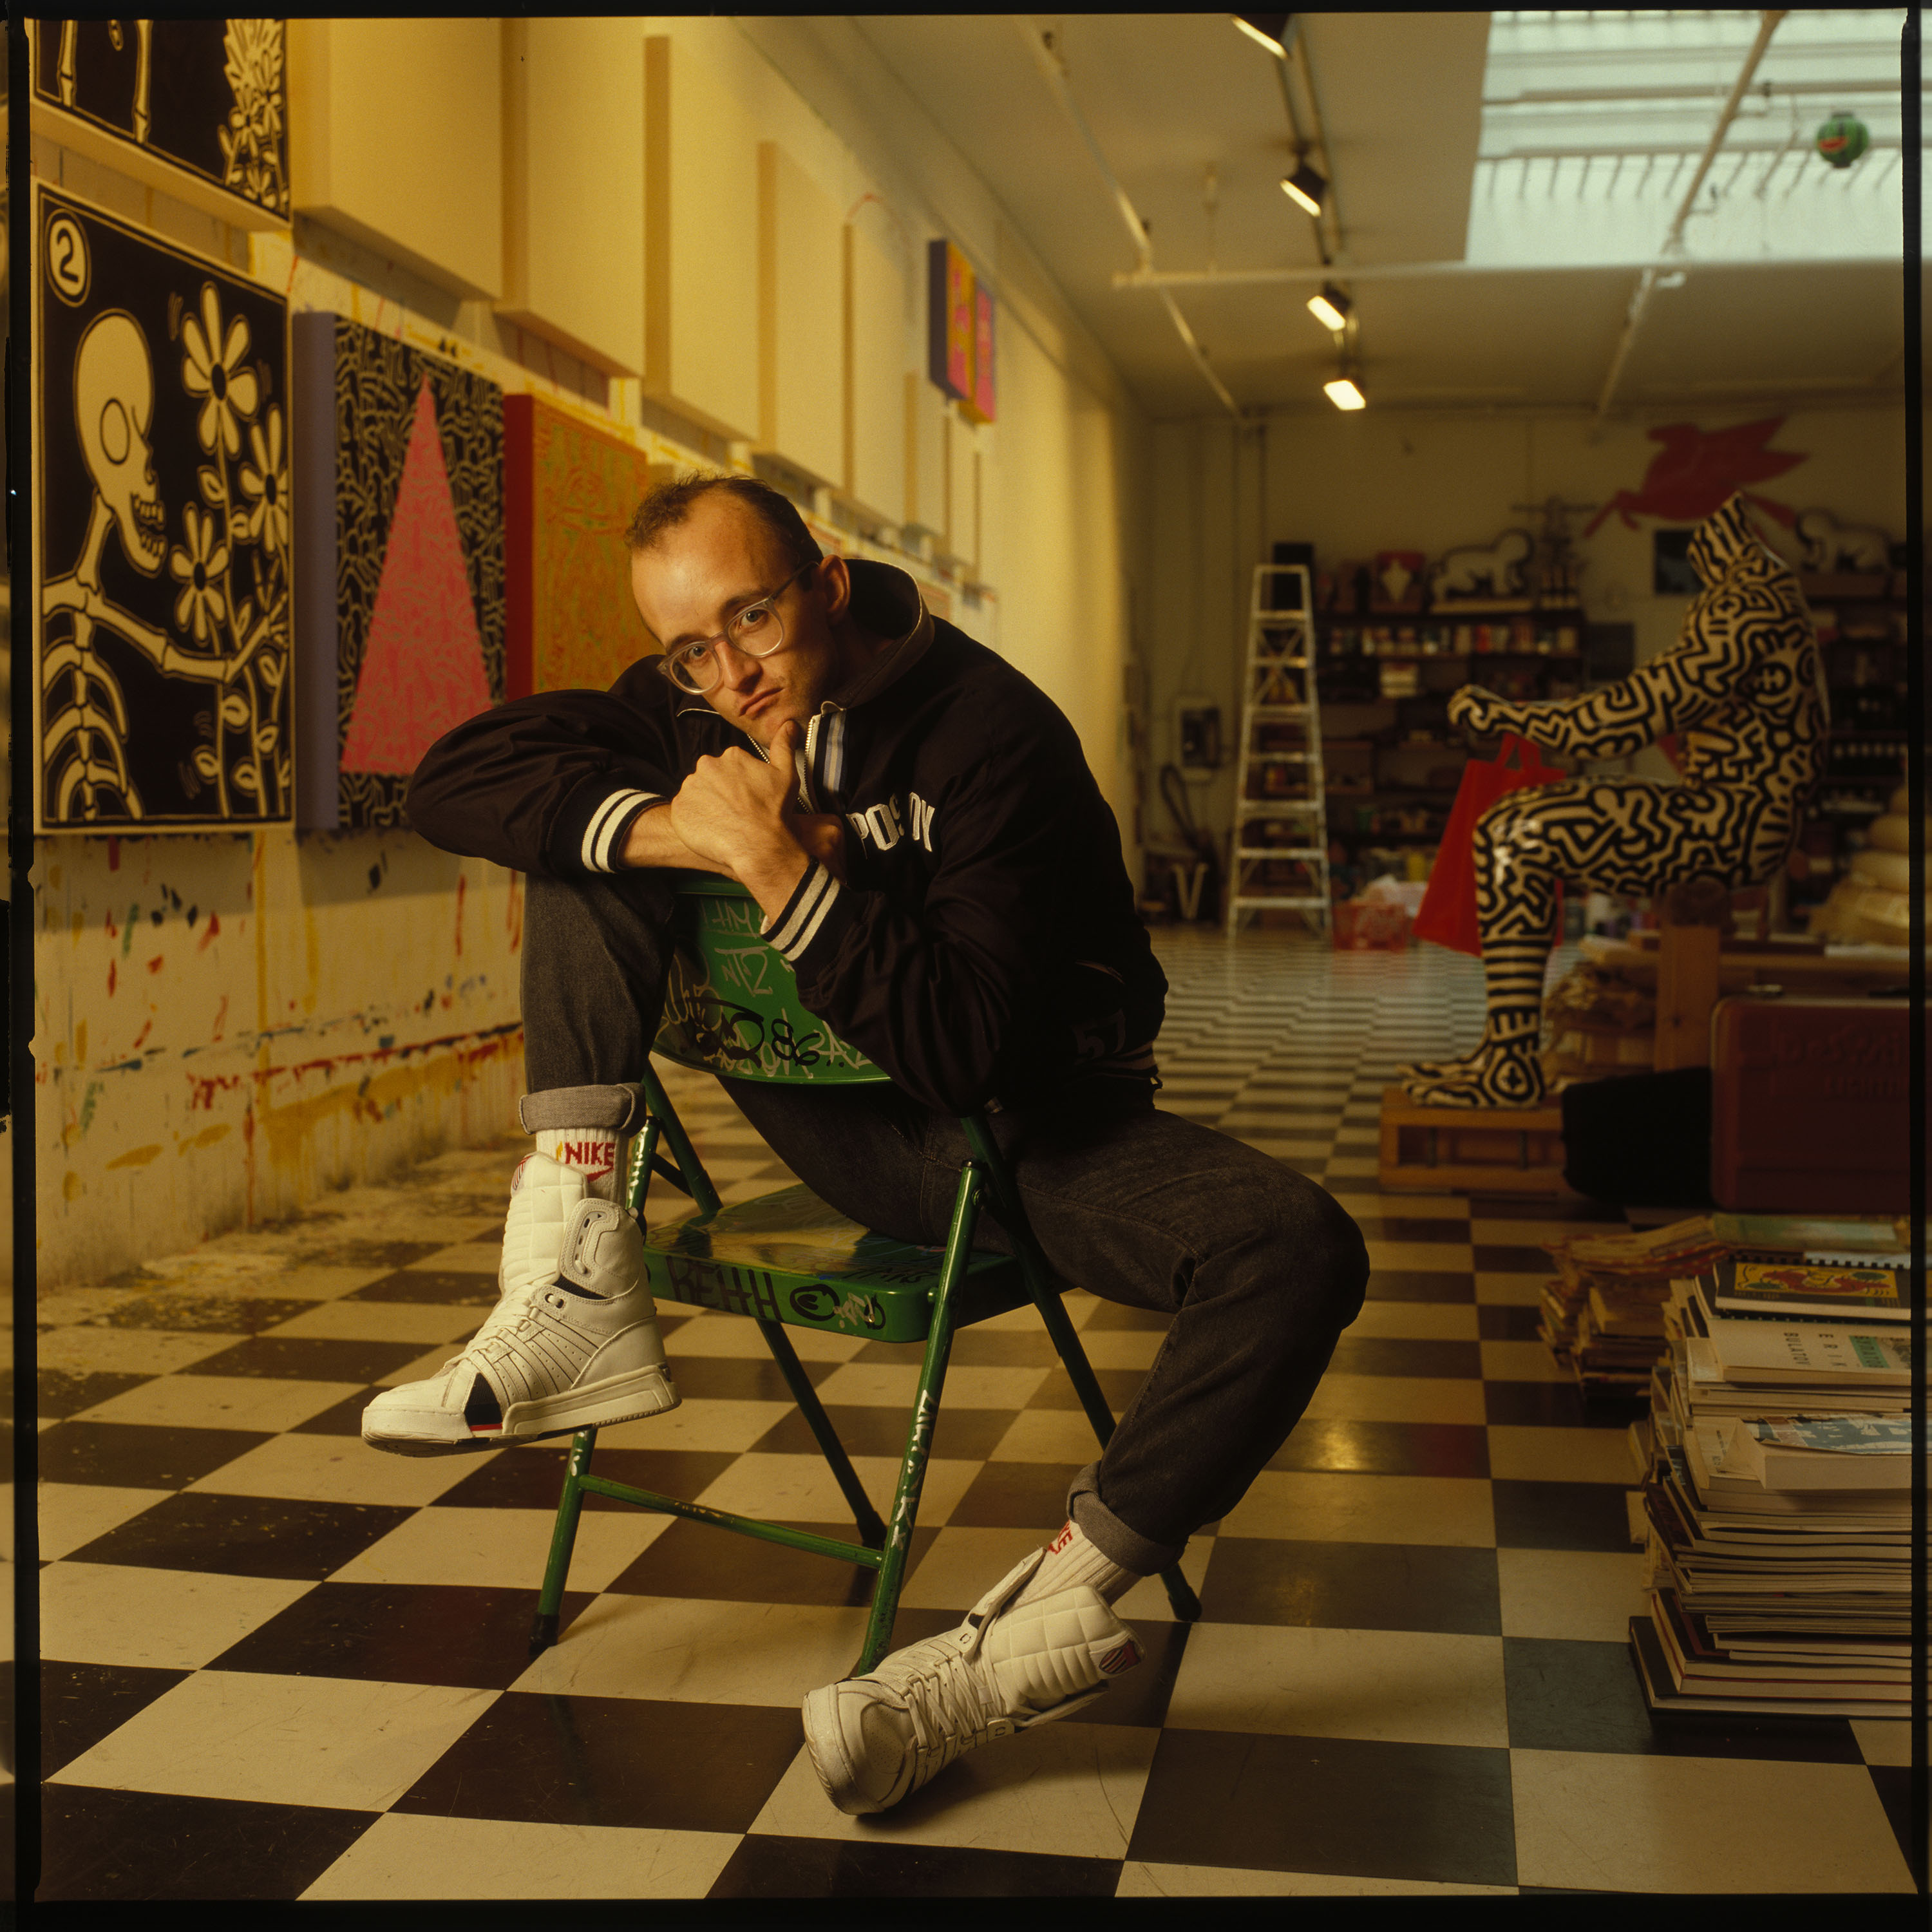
340,379,495,773
1585,417,1807,536
965,284,996,424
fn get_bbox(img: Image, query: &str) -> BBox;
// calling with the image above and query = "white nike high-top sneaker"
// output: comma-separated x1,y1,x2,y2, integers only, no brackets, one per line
800,1545,1144,1814
361,1150,679,1455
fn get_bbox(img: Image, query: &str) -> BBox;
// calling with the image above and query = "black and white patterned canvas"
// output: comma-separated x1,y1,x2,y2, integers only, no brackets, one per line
292,314,505,832
33,19,289,222
33,184,293,831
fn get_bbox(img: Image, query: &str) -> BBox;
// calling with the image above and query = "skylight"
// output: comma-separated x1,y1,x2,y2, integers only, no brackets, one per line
1466,9,1908,266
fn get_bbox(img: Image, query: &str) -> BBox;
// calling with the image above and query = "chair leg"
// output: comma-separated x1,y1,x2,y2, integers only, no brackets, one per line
851,1160,982,1677
530,1426,598,1657
624,1116,663,1217
755,1317,887,1548
638,1063,722,1216
1156,1564,1202,1621
1028,1285,1117,1452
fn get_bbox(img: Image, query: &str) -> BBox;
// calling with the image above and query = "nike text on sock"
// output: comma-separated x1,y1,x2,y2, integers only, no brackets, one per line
533,1128,626,1202
1012,1519,1144,1608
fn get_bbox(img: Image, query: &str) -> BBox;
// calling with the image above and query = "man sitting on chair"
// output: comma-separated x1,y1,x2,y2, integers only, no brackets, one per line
375,473,1369,1815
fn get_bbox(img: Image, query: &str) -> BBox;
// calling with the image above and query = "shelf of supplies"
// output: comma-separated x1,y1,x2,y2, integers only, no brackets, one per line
1797,575,1902,601
1327,789,1457,803
1321,603,1582,622
1320,650,1584,666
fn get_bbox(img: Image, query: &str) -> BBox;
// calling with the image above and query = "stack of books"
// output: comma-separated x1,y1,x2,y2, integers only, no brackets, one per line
1539,1218,1733,1395
1629,1223,1921,1719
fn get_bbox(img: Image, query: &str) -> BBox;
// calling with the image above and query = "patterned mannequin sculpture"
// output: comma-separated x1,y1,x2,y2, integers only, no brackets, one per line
1399,492,1825,1109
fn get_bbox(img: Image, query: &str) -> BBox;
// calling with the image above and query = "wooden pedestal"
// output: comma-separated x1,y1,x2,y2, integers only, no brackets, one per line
1652,922,1722,1071
1378,1085,1572,1195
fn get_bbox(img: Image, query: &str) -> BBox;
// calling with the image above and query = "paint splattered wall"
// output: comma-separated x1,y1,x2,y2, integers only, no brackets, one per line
33,828,523,1287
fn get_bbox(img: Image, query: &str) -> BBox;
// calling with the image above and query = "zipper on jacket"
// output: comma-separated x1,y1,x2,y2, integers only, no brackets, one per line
804,704,847,810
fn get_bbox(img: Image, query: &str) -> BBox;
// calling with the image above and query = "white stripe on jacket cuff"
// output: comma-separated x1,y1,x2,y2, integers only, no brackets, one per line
580,789,660,872
763,862,840,961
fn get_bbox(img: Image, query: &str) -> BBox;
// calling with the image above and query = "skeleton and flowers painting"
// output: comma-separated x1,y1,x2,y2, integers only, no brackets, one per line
35,185,293,830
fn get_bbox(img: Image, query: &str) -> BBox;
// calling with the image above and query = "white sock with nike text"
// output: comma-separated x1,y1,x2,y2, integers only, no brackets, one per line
533,1127,629,1206
1010,1519,1142,1609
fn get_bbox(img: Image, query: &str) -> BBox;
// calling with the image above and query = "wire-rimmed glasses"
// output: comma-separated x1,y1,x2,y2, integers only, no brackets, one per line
657,562,817,695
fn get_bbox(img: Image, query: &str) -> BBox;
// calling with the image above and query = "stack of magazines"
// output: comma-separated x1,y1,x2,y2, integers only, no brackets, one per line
1630,1219,1920,1718
1540,1216,1757,1396
1540,1221,1714,1396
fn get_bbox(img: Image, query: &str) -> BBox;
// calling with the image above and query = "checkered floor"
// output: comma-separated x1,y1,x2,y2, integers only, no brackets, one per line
32,928,1920,1898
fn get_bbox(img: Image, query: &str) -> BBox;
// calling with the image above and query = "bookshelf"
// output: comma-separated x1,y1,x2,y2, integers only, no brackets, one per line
1314,600,1624,900
1786,574,1910,929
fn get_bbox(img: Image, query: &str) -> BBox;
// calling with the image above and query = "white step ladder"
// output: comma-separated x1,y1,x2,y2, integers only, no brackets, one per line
1227,563,1331,938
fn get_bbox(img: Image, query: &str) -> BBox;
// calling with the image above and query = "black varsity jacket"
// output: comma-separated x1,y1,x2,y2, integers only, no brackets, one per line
405,560,1166,1116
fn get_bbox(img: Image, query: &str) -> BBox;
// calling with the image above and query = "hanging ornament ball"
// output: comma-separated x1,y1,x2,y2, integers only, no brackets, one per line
1814,113,1871,168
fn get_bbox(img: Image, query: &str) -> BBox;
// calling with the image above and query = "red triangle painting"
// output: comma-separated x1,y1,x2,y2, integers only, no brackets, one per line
340,379,495,773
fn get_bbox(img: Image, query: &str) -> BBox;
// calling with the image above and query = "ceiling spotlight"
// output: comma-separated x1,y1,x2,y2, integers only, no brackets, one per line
1324,375,1366,412
1232,14,1291,58
1307,284,1351,332
1281,164,1327,218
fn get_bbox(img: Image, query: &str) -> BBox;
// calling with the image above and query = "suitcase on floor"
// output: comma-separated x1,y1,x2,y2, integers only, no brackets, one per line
1709,995,1915,1214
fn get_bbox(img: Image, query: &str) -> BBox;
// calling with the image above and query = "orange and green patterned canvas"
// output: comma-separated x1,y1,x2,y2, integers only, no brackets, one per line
505,395,659,696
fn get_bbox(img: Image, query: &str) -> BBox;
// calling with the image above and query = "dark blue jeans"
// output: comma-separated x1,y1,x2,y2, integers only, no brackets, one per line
522,869,1370,1575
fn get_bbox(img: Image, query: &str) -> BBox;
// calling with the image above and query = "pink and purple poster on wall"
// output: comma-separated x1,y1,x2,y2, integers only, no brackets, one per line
927,237,994,423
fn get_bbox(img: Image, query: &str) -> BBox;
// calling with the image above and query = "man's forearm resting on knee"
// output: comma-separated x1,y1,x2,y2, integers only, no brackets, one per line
618,798,723,878
620,784,848,916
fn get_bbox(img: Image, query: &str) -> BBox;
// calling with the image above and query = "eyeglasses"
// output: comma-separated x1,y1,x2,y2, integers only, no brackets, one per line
658,562,817,695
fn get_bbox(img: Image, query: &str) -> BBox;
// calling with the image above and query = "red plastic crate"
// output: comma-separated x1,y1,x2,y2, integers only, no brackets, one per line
1334,900,1412,951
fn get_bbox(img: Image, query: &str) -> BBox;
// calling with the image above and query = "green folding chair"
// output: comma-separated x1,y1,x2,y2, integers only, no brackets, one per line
529,876,1202,1673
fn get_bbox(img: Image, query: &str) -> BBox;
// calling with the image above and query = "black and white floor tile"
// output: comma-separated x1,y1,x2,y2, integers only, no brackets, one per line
32,929,1920,1898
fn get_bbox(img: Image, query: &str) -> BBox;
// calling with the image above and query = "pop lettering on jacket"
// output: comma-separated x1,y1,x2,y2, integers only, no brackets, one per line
848,791,937,855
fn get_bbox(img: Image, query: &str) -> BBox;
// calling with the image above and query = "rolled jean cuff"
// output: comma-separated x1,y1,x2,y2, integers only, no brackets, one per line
1066,1461,1186,1576
518,1083,649,1136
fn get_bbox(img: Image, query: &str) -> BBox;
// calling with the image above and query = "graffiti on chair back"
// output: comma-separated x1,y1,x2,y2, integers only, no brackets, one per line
34,185,292,830
661,908,872,1081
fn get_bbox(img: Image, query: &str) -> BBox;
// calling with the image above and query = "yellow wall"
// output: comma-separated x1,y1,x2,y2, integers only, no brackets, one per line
985,315,1138,823
500,17,646,376
760,143,844,486
289,19,504,298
